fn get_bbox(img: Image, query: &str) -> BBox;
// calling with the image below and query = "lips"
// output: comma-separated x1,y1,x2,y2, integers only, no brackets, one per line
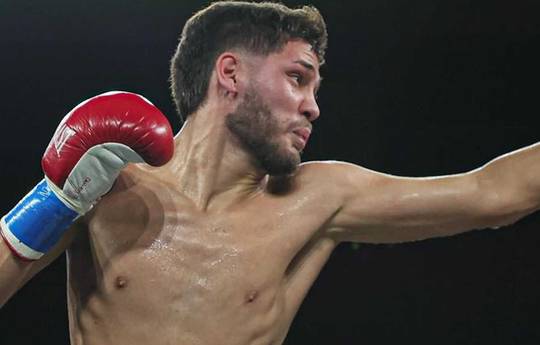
292,127,311,150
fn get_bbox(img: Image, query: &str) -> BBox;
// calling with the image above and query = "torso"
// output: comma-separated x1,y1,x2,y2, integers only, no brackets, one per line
66,163,342,345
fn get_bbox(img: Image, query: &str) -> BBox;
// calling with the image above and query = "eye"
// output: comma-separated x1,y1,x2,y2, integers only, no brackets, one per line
289,73,304,85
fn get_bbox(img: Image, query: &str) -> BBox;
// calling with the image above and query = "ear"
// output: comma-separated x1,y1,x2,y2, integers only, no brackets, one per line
215,52,239,98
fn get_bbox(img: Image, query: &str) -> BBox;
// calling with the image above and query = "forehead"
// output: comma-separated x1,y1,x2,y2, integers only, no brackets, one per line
263,40,321,73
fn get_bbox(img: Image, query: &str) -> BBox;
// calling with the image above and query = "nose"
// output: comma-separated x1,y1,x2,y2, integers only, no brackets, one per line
300,93,320,122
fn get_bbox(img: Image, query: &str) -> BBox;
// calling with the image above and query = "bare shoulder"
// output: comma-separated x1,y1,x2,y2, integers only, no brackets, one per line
263,160,381,215
297,160,372,175
111,164,158,192
293,160,379,194
106,163,174,196
86,164,174,224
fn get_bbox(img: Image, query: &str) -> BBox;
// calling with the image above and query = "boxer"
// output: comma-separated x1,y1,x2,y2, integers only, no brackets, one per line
1,2,539,345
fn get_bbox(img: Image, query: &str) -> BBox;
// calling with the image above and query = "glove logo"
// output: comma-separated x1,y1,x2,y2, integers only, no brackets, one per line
66,176,91,200
74,176,92,196
53,124,76,157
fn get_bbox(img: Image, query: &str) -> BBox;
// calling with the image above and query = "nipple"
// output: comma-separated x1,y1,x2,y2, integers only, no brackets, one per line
115,276,128,289
245,290,258,304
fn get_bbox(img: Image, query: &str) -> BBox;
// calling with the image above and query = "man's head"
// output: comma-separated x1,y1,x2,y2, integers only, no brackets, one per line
170,1,327,122
225,39,322,176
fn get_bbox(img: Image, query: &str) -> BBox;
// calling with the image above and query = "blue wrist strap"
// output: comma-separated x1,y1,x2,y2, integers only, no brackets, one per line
0,178,79,260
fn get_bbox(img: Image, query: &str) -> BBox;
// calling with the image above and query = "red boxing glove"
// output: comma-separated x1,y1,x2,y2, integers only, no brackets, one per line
1,91,174,260
42,90,174,213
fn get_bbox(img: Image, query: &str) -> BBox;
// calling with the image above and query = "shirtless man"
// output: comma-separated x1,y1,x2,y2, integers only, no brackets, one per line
1,2,539,345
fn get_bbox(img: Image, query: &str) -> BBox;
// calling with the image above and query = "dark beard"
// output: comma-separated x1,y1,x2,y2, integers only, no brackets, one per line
225,87,299,176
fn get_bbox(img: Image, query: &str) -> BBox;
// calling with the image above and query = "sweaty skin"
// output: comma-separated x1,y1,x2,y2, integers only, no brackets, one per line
4,40,539,345
67,41,338,345
67,162,341,345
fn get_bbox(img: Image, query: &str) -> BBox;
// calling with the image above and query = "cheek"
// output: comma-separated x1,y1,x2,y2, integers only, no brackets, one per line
281,83,302,106
261,80,299,109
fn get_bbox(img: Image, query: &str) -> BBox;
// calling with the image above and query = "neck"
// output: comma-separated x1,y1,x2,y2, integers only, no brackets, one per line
164,106,267,211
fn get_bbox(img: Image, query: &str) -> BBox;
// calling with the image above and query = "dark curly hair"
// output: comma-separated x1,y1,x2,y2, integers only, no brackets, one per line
170,1,327,123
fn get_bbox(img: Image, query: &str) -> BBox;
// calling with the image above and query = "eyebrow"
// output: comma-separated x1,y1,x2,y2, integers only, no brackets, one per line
293,59,323,91
294,59,315,71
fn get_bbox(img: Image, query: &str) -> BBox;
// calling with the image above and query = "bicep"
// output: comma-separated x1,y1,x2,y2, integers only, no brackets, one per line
328,163,498,243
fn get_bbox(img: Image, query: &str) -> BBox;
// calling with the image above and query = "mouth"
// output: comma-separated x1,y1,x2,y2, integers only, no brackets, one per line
292,128,311,151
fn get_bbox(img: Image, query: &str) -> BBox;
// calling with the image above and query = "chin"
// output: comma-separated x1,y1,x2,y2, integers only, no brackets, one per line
263,148,300,177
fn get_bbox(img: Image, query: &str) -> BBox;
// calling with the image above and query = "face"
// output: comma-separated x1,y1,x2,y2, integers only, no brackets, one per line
226,40,321,176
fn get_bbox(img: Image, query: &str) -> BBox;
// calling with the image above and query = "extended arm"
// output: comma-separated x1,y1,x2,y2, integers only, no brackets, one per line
327,142,540,243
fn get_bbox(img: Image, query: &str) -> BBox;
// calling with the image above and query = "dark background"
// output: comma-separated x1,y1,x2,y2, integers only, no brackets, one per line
1,0,540,344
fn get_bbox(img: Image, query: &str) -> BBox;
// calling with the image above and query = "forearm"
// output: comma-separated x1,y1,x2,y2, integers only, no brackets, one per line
0,238,32,307
0,222,78,308
475,142,540,226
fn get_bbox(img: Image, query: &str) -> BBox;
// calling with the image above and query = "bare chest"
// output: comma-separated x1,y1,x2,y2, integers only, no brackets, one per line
67,191,337,344
126,213,297,304
87,202,321,298
65,180,340,344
